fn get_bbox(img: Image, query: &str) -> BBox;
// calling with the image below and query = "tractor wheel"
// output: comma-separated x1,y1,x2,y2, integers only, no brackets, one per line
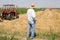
16,15,19,18
6,14,11,20
15,13,19,18
7,14,13,20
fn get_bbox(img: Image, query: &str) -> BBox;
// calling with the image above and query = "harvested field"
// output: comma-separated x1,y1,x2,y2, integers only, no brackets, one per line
0,9,60,40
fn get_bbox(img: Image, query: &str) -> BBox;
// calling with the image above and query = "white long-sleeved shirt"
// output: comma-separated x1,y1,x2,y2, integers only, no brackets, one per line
27,9,36,23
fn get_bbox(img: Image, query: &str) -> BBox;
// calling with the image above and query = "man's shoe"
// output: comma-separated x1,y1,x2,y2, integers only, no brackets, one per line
30,37,34,39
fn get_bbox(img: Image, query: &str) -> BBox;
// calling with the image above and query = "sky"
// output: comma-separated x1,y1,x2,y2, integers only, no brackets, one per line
0,0,60,8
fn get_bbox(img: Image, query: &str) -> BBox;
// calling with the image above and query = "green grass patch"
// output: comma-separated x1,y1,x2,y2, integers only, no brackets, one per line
17,8,45,14
0,29,7,34
17,8,27,14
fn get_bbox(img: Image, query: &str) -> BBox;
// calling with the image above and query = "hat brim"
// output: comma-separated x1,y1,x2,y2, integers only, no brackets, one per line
29,4,35,8
29,6,35,8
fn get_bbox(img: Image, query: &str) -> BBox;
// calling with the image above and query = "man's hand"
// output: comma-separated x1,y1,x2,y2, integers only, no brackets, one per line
33,18,36,23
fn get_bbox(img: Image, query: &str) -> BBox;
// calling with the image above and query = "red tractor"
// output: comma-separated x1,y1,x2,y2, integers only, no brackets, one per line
2,4,19,20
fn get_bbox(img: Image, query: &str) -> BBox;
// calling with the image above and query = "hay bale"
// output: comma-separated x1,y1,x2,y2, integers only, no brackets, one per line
36,9,60,33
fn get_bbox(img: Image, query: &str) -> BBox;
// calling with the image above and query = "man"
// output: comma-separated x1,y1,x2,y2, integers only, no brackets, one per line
27,4,36,39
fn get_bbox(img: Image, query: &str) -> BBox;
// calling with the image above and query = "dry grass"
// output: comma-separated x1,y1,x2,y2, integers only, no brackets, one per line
36,9,60,33
0,9,60,40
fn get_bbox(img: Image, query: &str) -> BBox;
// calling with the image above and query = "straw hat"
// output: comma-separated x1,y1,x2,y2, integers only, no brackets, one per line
29,4,35,8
